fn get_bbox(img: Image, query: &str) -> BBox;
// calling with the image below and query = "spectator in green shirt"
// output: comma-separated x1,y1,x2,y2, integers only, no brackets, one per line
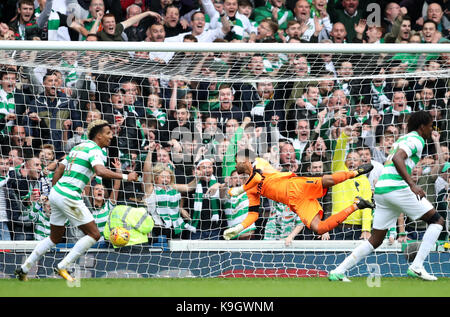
253,0,294,30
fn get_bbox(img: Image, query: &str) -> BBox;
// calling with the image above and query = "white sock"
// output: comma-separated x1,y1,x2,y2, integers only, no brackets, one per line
21,237,56,273
57,235,97,270
333,240,374,274
411,223,443,270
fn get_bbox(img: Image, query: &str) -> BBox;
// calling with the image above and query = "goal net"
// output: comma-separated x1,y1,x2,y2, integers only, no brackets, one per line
0,41,449,279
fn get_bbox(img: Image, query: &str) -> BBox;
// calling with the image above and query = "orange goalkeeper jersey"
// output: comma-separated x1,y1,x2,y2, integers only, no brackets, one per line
243,158,296,210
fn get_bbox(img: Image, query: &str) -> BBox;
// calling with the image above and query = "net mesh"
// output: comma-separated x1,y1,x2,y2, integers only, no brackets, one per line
0,45,449,278
2,48,450,83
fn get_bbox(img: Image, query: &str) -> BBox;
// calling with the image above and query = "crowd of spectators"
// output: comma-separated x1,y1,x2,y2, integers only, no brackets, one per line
0,0,449,244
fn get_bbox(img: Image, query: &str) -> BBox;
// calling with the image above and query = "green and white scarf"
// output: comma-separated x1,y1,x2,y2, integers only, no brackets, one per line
191,175,220,228
371,82,391,110
251,98,271,117
0,87,15,134
146,108,167,127
61,59,78,88
34,7,60,41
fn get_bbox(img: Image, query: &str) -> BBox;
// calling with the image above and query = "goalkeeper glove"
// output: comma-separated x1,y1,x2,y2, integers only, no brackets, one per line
228,185,245,197
185,224,197,233
223,224,244,240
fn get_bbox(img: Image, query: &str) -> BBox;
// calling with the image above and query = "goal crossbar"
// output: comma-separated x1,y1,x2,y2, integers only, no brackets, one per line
1,40,450,54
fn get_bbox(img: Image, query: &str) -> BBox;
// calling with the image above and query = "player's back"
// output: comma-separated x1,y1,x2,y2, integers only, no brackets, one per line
53,140,106,200
375,131,424,195
244,158,295,205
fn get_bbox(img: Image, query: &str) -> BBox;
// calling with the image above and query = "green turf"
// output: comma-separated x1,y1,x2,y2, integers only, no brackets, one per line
2,277,449,297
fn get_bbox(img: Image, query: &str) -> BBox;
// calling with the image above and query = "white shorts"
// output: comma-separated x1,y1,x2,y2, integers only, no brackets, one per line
373,187,434,230
49,188,94,227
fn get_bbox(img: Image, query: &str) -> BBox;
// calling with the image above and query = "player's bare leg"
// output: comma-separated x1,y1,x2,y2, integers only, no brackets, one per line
330,209,444,282
15,225,65,281
407,209,444,281
328,228,387,282
55,221,101,282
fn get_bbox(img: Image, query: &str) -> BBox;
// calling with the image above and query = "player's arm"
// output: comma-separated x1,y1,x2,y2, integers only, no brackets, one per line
224,191,260,240
93,164,138,182
223,210,259,240
392,149,425,199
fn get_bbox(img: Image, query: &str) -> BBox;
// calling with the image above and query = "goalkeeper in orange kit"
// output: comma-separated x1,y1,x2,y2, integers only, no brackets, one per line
224,150,375,240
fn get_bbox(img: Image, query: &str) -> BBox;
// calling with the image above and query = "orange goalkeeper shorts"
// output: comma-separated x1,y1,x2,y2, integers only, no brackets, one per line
287,176,327,228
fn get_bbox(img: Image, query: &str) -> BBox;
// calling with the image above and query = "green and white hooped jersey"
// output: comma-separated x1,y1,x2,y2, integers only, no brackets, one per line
223,192,251,227
154,185,186,234
264,201,302,240
374,131,424,195
53,140,107,201
92,200,115,234
61,60,79,88
27,203,51,240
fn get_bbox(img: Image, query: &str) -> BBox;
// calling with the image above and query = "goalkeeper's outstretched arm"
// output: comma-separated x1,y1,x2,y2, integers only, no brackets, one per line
223,209,259,240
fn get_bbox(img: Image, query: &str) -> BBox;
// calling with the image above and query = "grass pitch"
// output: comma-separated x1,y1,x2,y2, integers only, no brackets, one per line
2,277,449,297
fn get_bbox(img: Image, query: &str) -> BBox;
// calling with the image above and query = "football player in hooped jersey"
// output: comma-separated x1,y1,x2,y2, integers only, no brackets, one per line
329,111,446,282
224,149,375,240
15,120,139,282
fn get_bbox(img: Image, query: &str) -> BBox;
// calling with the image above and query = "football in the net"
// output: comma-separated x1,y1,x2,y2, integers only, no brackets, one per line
110,227,130,247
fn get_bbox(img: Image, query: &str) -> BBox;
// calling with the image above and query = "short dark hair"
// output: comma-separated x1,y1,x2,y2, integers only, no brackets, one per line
0,68,16,79
43,69,60,82
191,11,204,21
423,20,438,29
260,18,278,34
402,15,412,23
238,0,253,7
101,13,116,23
218,83,231,90
18,0,34,8
86,33,98,40
183,34,198,42
407,111,432,133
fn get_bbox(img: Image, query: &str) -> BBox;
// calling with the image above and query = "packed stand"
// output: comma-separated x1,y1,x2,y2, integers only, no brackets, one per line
0,0,449,244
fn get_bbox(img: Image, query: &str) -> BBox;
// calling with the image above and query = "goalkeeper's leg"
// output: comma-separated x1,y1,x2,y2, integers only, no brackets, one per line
322,164,374,188
310,197,375,235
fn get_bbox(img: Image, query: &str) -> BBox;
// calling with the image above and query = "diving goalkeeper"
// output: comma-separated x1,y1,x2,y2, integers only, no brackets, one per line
224,150,375,240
